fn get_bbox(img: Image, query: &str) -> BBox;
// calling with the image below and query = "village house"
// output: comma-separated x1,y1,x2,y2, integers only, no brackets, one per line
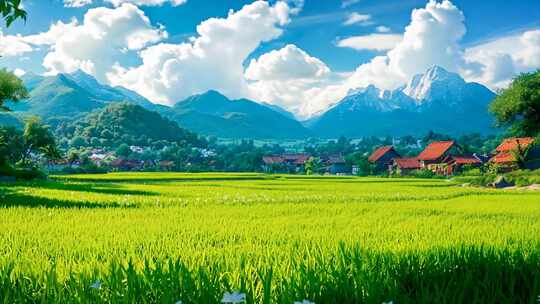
321,155,348,175
417,140,463,174
443,155,483,175
490,137,540,171
368,146,401,173
391,157,421,175
262,154,310,173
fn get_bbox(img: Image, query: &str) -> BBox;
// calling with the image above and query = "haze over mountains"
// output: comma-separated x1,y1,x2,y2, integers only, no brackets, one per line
5,66,496,139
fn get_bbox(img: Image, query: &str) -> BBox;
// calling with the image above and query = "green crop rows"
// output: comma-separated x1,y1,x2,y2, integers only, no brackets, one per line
1,173,539,303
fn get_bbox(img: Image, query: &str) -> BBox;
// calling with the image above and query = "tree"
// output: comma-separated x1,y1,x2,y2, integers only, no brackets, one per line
70,136,87,148
0,126,24,163
21,118,59,164
304,157,323,175
0,69,29,111
0,0,27,27
115,143,131,158
490,70,540,137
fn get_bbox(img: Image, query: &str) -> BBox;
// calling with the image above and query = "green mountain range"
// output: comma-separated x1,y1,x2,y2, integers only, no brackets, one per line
8,72,308,139
165,90,310,139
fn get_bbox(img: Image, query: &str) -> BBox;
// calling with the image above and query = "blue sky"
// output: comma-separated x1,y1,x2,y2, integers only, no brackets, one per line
1,0,539,117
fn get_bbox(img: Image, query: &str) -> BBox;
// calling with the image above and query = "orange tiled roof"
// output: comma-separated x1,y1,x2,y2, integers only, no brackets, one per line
450,156,482,165
495,137,535,152
394,157,421,169
490,152,516,164
368,146,396,162
417,141,455,161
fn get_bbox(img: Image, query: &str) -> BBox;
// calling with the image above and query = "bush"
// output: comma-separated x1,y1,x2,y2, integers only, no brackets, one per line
409,169,438,179
13,168,47,180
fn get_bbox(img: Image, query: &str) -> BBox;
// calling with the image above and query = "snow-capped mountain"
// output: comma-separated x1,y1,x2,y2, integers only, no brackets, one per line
308,66,497,137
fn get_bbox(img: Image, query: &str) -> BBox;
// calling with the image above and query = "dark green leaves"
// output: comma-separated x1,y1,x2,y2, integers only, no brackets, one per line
490,70,540,137
0,0,27,27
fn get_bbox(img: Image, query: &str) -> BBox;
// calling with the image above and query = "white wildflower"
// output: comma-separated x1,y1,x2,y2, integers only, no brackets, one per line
382,301,394,304
175,301,183,304
294,300,315,304
221,291,246,303
90,280,101,289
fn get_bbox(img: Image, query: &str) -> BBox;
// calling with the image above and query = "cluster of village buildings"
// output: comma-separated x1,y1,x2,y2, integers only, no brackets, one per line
262,137,539,176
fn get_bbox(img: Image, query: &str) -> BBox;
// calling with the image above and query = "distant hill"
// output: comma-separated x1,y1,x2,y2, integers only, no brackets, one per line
56,103,199,147
166,90,311,139
308,66,497,137
11,71,164,122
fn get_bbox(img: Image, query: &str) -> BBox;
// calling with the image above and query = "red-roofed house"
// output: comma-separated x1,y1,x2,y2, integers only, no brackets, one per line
490,137,540,170
417,140,463,170
443,155,483,175
392,157,421,175
368,146,401,173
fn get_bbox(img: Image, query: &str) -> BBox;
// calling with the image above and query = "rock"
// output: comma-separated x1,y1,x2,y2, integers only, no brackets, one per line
490,176,515,189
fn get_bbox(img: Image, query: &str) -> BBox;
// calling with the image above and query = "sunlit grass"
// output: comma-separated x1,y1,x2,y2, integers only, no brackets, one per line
1,173,539,303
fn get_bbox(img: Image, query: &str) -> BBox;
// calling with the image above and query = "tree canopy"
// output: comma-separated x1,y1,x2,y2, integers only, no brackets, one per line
490,70,540,137
0,0,26,27
0,69,29,111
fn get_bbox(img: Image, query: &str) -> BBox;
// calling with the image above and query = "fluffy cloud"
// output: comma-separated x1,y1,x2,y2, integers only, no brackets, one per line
463,29,540,89
346,0,466,90
245,44,329,81
107,1,294,105
29,4,166,80
343,12,371,26
63,0,186,7
245,44,339,117
337,34,402,51
376,26,390,33
0,31,33,57
13,68,26,77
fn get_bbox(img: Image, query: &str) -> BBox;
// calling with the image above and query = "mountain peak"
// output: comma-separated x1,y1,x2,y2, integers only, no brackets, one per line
403,65,465,101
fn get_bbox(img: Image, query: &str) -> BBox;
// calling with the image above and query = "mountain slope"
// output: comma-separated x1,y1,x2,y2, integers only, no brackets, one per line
309,66,497,137
167,90,311,139
12,71,165,120
11,74,106,118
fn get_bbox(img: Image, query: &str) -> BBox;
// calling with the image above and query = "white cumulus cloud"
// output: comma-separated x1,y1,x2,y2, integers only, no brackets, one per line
28,4,166,81
463,29,540,89
337,34,402,51
245,44,329,81
107,0,295,105
245,44,346,118
0,31,33,57
346,0,466,90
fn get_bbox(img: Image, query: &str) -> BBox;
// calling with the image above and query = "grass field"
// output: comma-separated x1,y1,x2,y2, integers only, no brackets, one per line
1,173,540,303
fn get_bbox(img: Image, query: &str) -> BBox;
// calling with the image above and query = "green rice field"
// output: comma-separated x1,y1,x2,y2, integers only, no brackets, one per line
1,173,540,303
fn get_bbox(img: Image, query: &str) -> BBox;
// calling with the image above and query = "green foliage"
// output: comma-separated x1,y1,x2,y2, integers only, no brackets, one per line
304,157,323,175
57,103,201,149
0,174,540,302
115,143,131,158
0,119,59,174
0,69,29,111
408,169,438,179
490,70,540,137
0,0,26,27
21,117,60,164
